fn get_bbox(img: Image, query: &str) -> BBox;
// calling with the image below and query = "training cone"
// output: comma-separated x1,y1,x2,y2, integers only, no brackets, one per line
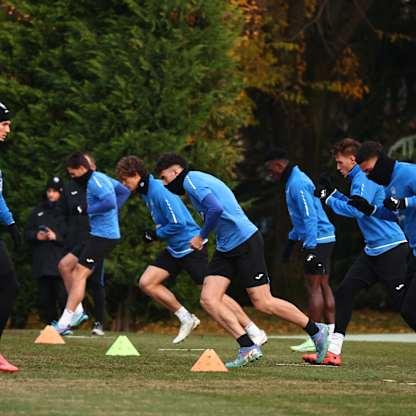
34,325,65,344
105,335,140,356
191,349,228,372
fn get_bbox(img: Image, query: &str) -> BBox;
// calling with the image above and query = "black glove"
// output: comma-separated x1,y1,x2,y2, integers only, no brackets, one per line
314,173,335,201
303,249,326,274
143,229,158,243
347,195,376,216
7,223,22,249
73,203,87,215
281,239,296,263
383,196,406,211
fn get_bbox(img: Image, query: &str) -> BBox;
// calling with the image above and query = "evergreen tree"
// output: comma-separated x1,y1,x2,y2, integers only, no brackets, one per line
0,0,249,327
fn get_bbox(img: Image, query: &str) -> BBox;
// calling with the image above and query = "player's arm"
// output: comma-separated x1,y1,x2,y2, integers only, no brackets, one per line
293,186,318,249
288,227,299,241
110,178,131,209
326,180,376,219
87,190,117,214
183,175,221,238
154,195,189,240
188,193,222,250
198,193,223,239
1,190,20,247
0,192,14,226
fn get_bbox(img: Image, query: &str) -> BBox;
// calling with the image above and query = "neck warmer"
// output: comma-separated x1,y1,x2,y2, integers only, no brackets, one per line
137,174,150,195
73,169,93,188
367,152,395,186
166,169,188,195
281,162,295,184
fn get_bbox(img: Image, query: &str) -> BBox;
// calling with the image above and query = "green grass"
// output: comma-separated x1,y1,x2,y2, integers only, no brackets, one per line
1,330,416,416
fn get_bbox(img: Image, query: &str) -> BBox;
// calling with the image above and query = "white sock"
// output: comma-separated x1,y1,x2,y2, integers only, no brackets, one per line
244,321,262,338
328,332,344,355
174,306,192,323
74,303,84,316
328,324,335,336
57,308,74,328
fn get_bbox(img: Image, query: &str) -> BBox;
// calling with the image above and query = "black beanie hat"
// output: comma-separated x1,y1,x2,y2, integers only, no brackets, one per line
0,102,11,122
46,176,63,192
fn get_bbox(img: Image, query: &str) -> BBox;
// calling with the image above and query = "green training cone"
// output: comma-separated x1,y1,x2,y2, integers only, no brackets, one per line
105,335,141,356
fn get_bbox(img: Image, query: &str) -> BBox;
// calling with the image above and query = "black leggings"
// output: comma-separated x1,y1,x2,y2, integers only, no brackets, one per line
0,241,19,339
400,254,416,331
86,260,105,323
334,244,414,335
37,276,67,324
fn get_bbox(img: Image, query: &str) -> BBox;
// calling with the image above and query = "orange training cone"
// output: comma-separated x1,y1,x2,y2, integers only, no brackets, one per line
191,349,228,372
35,325,65,344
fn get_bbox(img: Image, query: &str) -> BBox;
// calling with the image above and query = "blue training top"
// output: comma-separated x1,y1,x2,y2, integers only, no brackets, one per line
371,161,416,256
0,169,14,226
87,171,125,240
285,166,335,249
326,164,406,256
183,171,257,252
141,175,202,258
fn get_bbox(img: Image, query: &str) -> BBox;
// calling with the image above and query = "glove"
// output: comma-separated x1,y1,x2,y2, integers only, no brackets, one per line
347,195,376,216
281,239,296,263
7,223,22,249
73,203,87,215
143,229,158,243
383,196,406,211
314,174,336,201
303,249,326,274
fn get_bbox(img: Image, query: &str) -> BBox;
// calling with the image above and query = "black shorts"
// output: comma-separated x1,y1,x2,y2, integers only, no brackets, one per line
77,236,118,270
345,243,409,309
208,231,269,288
151,246,208,285
304,242,335,276
70,243,105,286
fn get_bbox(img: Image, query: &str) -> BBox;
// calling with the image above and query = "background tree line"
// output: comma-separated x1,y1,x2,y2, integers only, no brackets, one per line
1,0,415,328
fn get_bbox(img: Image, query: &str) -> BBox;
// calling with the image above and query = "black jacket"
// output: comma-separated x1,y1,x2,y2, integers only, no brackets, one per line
25,200,67,278
58,180,90,249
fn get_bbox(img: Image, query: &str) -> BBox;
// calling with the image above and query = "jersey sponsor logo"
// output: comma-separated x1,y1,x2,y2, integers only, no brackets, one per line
254,273,264,280
395,283,405,291
71,190,78,195
86,258,95,264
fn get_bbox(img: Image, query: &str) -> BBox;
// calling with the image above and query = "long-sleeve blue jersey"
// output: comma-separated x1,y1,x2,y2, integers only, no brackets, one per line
87,171,123,239
285,166,335,249
183,171,257,252
142,175,202,258
326,164,406,256
0,169,14,226
371,161,416,255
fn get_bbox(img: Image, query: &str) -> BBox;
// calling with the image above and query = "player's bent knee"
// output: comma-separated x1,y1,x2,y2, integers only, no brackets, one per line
138,278,151,294
59,259,71,275
200,294,217,312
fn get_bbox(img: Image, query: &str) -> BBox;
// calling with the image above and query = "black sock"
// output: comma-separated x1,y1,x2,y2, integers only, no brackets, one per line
237,334,254,347
304,319,319,337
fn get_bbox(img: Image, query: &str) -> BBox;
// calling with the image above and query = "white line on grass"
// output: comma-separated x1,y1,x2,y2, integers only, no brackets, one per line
65,335,114,339
158,348,206,351
275,363,339,368
270,333,416,343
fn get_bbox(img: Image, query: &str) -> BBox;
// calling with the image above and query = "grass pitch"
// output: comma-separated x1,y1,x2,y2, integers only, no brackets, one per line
1,329,416,416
